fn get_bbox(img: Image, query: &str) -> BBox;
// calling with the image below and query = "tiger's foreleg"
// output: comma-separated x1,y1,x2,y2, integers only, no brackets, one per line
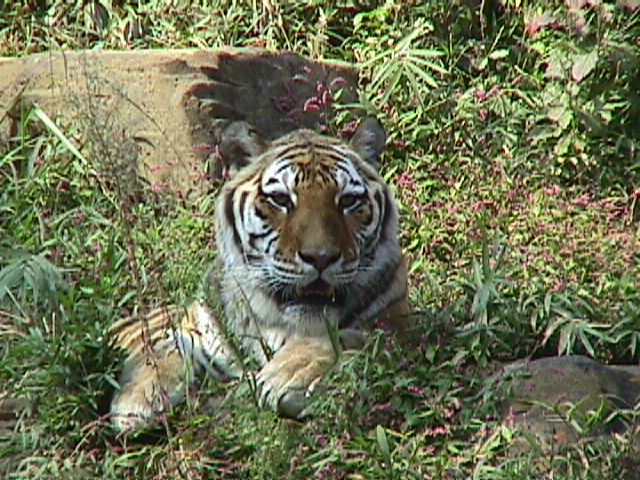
253,259,412,420
255,336,338,419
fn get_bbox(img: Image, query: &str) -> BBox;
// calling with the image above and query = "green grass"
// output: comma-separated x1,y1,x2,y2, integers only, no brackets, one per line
1,0,639,478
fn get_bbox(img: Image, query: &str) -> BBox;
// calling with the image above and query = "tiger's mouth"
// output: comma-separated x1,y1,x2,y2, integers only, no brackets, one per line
274,279,346,307
298,279,336,302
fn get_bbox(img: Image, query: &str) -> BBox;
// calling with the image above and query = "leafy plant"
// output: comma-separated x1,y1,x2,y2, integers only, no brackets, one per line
0,249,66,314
362,19,448,108
540,294,612,357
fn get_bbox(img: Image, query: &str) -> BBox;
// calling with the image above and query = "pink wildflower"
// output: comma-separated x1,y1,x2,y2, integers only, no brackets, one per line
329,76,347,90
396,172,417,191
192,143,212,153
303,97,322,112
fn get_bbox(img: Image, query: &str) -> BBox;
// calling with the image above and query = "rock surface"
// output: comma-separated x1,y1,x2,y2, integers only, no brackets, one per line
0,49,359,196
494,355,640,449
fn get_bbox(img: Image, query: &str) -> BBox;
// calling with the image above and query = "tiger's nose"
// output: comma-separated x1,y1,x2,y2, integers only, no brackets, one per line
298,248,341,272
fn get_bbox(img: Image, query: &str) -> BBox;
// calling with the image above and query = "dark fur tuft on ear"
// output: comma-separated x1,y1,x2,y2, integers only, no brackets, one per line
349,117,386,170
218,121,269,179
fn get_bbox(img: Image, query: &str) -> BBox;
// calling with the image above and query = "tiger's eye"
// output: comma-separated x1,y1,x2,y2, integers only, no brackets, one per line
268,193,293,211
339,193,364,211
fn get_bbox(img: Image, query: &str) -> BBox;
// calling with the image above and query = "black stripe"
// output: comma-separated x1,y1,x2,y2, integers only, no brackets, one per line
362,190,385,253
373,190,384,216
199,348,229,380
274,161,293,176
249,231,271,239
315,169,335,184
266,236,277,252
224,190,243,252
334,162,353,175
239,191,248,218
334,160,367,188
255,185,269,220
172,329,186,357
317,149,351,165
271,144,303,159
379,188,393,244
248,231,271,249
343,255,402,326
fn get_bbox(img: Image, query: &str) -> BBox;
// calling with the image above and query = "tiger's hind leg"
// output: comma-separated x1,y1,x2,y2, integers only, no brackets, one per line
109,303,236,432
109,305,196,432
110,347,192,432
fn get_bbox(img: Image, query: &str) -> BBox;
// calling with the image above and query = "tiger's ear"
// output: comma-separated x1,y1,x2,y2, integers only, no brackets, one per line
218,121,269,179
349,117,387,170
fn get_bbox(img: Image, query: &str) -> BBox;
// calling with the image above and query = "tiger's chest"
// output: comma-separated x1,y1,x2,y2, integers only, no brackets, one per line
217,273,340,366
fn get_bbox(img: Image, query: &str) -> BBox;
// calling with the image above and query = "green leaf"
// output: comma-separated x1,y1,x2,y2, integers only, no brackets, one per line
571,50,598,83
32,106,89,166
376,425,391,466
558,324,573,354
547,106,573,131
410,48,446,58
370,60,399,94
408,55,448,75
578,329,596,357
544,292,552,316
475,56,489,71
379,67,404,104
403,60,439,89
488,49,509,60
472,283,492,321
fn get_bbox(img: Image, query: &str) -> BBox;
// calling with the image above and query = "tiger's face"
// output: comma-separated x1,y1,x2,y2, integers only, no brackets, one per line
216,119,400,327
253,139,386,306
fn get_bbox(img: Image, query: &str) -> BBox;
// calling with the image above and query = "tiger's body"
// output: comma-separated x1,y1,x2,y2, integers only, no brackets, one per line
110,118,410,431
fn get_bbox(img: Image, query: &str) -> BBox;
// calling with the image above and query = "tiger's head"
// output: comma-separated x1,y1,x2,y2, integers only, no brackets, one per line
214,119,404,331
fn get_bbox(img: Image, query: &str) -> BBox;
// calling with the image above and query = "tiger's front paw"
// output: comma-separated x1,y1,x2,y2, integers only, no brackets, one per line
255,337,336,418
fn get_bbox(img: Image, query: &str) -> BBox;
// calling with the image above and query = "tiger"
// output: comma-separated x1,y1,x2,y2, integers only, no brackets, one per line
109,117,411,432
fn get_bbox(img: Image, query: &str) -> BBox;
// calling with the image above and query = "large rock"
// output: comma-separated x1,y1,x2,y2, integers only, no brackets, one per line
494,355,640,449
0,49,359,196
